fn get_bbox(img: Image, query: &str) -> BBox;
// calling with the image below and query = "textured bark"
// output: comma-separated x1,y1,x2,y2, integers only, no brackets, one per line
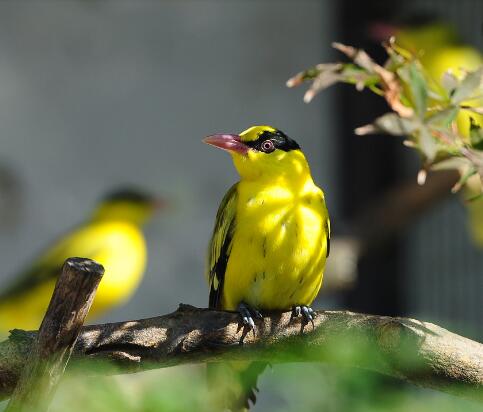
5,258,104,412
0,305,481,402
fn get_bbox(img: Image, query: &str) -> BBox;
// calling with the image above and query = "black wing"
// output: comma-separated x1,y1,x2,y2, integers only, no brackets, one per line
206,183,238,310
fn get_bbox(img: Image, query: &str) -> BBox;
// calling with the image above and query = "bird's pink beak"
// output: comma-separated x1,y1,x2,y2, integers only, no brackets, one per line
203,134,249,155
367,22,399,41
152,197,169,211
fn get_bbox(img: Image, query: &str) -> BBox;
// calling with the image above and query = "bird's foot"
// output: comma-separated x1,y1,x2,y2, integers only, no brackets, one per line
291,305,316,328
237,302,263,332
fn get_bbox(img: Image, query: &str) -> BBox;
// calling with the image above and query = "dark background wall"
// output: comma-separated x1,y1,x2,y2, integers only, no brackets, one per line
333,0,483,341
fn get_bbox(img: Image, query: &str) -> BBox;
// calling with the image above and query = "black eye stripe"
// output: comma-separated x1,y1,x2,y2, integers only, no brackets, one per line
244,129,300,152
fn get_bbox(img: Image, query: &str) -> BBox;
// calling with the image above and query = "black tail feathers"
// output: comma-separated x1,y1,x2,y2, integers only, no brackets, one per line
207,361,267,411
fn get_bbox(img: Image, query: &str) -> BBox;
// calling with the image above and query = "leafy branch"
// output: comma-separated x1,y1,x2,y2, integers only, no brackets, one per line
287,41,483,199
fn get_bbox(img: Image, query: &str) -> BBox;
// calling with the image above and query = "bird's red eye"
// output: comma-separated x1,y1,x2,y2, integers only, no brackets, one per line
261,140,275,153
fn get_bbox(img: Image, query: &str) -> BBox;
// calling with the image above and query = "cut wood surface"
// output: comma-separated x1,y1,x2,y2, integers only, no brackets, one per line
5,258,104,412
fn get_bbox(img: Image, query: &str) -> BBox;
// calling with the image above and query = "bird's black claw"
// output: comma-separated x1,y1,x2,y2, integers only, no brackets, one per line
253,309,263,319
237,302,262,332
292,305,316,327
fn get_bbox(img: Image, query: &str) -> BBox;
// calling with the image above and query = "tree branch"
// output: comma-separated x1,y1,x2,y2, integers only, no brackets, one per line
0,305,481,402
354,169,460,255
322,170,460,290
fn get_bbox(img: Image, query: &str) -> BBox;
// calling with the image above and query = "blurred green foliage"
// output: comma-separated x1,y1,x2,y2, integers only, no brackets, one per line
4,364,471,412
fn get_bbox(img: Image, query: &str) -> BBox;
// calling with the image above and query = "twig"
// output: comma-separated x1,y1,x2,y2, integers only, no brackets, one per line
5,258,104,412
0,305,481,402
353,169,460,255
322,170,460,290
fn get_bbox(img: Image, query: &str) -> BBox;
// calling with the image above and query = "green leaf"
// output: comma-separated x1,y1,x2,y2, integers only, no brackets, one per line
460,105,483,115
427,106,459,127
469,118,483,150
418,125,438,162
451,67,483,103
466,192,483,202
408,63,428,118
397,63,428,118
451,165,477,193
355,113,419,136
441,70,458,94
427,89,446,102
431,156,470,172
333,42,378,73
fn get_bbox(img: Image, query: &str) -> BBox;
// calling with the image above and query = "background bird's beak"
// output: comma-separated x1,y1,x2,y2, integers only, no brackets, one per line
367,21,399,41
152,197,169,210
203,134,249,155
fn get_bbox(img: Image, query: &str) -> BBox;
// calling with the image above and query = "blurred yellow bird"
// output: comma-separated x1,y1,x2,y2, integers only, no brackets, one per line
0,188,162,333
204,125,330,410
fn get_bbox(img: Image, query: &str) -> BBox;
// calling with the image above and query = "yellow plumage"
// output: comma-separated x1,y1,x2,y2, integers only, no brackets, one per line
0,189,159,333
221,161,328,311
204,125,330,410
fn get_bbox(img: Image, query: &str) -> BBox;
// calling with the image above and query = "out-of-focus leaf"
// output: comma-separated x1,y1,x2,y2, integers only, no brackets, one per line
354,124,378,135
340,65,379,91
427,89,447,101
469,118,483,150
332,42,378,73
430,125,461,146
383,42,406,68
466,192,483,202
355,113,419,136
398,63,428,118
286,68,319,87
390,40,413,60
451,165,477,193
431,156,470,172
451,67,483,103
287,63,343,88
417,169,427,185
461,105,483,115
427,106,459,127
441,70,458,94
419,125,438,162
303,70,343,103
461,148,483,181
410,63,428,117
375,64,413,117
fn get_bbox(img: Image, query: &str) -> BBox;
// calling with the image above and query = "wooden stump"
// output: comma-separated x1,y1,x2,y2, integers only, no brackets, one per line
5,257,104,412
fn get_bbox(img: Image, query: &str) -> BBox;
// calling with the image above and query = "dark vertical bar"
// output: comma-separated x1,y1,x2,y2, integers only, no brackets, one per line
334,0,407,316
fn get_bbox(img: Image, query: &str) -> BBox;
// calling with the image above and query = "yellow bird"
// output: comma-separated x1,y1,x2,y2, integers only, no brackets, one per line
204,125,330,410
0,188,162,333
